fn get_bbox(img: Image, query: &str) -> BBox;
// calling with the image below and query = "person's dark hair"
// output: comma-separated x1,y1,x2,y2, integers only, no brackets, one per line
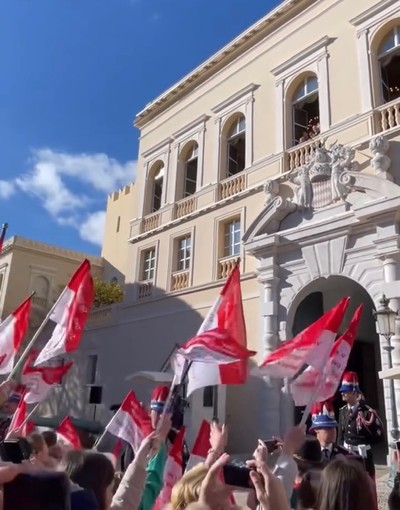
388,480,400,510
316,458,374,510
298,469,321,510
42,430,58,447
27,432,46,454
62,449,115,510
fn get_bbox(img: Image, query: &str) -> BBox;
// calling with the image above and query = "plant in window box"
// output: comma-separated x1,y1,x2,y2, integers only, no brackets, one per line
93,277,123,308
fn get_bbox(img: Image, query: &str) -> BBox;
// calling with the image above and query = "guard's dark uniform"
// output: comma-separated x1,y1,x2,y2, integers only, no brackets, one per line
338,400,381,477
0,417,11,442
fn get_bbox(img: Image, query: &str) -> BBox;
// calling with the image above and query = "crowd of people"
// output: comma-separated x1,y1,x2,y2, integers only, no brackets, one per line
0,370,397,510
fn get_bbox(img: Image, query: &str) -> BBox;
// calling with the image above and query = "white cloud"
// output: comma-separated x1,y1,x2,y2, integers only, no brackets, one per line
0,181,15,199
79,211,106,247
8,148,136,247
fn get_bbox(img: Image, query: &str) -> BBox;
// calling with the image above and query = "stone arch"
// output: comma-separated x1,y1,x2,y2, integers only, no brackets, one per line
32,275,50,299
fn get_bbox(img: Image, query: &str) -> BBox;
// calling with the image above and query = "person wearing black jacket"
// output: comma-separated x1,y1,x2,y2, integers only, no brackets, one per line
338,371,384,478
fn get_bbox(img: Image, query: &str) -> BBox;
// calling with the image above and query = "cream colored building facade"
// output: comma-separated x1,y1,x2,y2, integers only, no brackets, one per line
81,0,400,454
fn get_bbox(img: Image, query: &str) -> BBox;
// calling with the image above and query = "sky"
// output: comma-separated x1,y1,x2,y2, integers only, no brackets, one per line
0,0,280,255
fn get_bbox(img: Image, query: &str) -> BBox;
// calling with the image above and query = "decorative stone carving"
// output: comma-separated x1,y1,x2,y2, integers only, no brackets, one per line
290,165,313,209
263,179,279,205
369,135,392,181
330,143,359,202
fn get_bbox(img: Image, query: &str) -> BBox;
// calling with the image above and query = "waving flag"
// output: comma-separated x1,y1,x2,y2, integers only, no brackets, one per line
256,298,349,379
0,223,8,254
175,264,248,396
106,391,152,453
185,420,211,471
290,305,362,405
34,260,94,366
6,397,27,439
56,417,81,448
0,295,32,375
154,427,185,510
22,353,73,404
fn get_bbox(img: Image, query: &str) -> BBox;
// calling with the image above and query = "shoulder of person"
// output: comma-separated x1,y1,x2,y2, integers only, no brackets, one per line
332,444,349,455
339,404,348,411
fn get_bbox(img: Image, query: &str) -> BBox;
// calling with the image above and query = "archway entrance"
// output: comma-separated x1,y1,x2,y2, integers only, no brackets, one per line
289,276,385,433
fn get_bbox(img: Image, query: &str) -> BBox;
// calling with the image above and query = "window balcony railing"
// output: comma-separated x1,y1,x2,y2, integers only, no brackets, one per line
376,98,400,133
32,296,48,308
138,281,153,299
143,212,161,233
87,307,113,325
286,137,324,171
174,196,196,219
171,270,190,291
219,173,246,200
218,255,239,279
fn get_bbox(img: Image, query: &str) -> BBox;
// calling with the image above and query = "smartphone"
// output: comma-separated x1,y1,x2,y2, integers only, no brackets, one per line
0,439,31,464
222,463,252,488
262,439,279,453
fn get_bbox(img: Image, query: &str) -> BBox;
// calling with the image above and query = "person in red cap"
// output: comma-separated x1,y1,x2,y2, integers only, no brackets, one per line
150,386,169,431
338,371,384,478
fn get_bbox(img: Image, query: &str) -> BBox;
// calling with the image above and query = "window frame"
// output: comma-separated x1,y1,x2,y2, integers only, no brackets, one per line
176,235,192,272
86,354,98,386
141,247,156,282
223,218,241,258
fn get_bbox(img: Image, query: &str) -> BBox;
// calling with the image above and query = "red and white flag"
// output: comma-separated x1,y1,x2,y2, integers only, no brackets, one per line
22,353,73,404
106,391,152,453
34,260,94,366
256,298,349,379
0,223,8,254
185,420,211,471
290,305,362,405
6,398,27,438
154,427,185,510
56,417,81,448
174,264,249,396
0,295,32,375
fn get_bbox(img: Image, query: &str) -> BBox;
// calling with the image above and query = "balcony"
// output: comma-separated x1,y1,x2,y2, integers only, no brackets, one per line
219,173,246,200
218,256,239,279
143,212,161,233
174,196,196,219
138,281,153,299
171,270,190,291
286,137,324,171
376,98,400,133
32,296,48,308
87,306,113,325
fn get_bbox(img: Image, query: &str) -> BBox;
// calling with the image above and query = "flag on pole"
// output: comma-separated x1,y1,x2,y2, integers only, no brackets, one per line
34,260,94,366
153,427,185,510
174,264,249,396
0,223,8,254
256,298,349,379
0,295,32,375
106,391,153,453
6,398,27,438
185,420,211,471
22,353,73,404
290,305,362,405
56,417,81,448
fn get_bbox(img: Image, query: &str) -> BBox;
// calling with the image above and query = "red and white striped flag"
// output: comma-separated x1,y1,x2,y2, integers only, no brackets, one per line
185,420,210,471
0,223,8,254
106,391,152,453
22,353,73,404
6,397,27,438
290,305,362,405
174,264,248,396
154,427,185,510
0,295,32,375
56,417,81,448
34,260,94,366
256,298,349,379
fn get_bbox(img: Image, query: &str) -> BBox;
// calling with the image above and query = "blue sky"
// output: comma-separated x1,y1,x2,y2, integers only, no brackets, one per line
0,0,279,255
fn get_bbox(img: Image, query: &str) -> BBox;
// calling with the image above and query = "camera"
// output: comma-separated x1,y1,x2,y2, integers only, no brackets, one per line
222,461,252,488
0,439,32,464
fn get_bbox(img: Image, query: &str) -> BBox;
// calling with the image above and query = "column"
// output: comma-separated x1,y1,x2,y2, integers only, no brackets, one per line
166,143,179,204
257,272,282,437
213,118,222,184
197,126,206,190
245,97,255,167
317,54,331,131
275,80,285,153
162,143,173,207
355,29,373,113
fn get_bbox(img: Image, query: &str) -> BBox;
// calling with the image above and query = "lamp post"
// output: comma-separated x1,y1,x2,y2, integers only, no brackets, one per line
373,294,399,485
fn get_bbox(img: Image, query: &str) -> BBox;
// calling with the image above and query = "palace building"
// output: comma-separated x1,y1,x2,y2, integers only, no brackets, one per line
79,0,400,455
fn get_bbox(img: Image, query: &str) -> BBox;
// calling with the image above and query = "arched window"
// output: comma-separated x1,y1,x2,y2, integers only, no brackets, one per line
33,275,50,299
378,26,400,103
292,75,320,146
182,142,198,197
149,161,164,213
226,115,246,177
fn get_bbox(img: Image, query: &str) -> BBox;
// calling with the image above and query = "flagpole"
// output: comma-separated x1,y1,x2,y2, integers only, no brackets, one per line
17,403,40,432
93,411,119,450
7,291,60,381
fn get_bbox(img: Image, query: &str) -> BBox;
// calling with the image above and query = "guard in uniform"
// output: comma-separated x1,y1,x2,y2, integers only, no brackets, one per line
338,371,384,478
0,391,22,441
310,400,363,465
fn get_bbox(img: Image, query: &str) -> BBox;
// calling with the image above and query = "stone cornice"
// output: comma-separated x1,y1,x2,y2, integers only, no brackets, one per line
349,0,399,28
134,0,308,127
0,236,103,266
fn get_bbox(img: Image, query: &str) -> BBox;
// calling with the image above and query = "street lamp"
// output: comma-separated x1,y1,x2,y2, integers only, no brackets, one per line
373,294,400,445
